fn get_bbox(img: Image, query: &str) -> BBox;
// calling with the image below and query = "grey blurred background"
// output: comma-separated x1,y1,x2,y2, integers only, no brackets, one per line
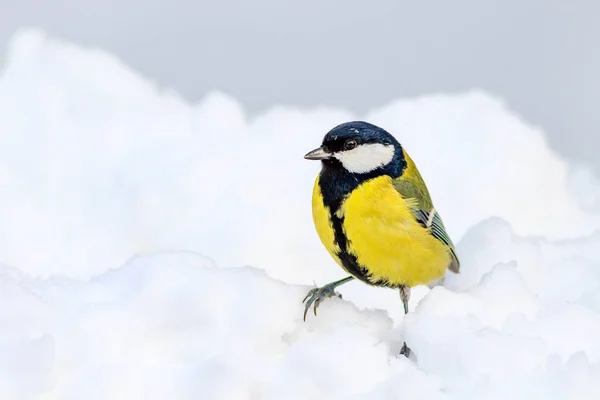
1,0,597,174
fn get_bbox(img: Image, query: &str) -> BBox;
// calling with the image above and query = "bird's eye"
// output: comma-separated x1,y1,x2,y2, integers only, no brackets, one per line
344,139,357,150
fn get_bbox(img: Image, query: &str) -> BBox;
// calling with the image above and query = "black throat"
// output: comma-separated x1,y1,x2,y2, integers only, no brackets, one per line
318,156,405,213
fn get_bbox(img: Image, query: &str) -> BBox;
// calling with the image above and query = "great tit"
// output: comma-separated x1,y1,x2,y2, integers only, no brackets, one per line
303,121,460,357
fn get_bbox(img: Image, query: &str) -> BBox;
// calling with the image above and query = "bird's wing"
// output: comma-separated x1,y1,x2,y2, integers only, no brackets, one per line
412,207,460,273
392,150,460,273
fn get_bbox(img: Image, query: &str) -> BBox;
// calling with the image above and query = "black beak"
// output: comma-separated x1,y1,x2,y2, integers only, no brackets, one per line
304,147,332,160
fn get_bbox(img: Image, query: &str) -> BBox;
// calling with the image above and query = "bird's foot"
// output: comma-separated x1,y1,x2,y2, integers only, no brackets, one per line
399,342,412,358
302,283,342,321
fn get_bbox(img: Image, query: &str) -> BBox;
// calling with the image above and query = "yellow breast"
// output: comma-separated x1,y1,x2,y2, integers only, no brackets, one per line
311,174,451,287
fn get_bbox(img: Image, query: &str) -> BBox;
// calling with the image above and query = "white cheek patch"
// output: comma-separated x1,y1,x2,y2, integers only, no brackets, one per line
334,143,395,173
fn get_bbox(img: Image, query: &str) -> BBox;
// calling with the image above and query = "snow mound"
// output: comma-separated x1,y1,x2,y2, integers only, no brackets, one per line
0,251,435,399
406,218,600,398
0,28,600,399
1,221,600,399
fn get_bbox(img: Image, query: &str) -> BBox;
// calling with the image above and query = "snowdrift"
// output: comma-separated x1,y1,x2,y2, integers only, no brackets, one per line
0,28,599,399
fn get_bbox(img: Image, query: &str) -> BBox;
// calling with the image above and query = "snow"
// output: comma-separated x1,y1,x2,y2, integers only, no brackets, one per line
0,27,599,399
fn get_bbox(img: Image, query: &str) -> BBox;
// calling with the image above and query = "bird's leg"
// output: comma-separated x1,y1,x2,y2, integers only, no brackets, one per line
302,276,354,321
399,284,412,358
400,284,410,314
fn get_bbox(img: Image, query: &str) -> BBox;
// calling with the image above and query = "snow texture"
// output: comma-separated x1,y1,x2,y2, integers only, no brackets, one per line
0,28,600,399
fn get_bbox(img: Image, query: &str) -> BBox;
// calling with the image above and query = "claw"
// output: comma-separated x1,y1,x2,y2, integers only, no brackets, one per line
400,342,412,358
302,288,318,304
302,284,340,321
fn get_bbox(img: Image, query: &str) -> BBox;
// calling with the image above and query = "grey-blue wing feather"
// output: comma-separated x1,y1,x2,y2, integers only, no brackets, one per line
415,209,460,273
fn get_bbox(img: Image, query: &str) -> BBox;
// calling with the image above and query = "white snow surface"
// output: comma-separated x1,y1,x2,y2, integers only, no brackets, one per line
1,28,600,399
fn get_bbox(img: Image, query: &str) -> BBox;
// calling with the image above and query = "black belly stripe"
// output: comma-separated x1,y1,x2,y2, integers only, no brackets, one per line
328,207,373,285
328,199,397,288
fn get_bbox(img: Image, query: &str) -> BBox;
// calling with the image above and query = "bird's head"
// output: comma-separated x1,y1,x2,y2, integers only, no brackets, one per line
304,121,405,177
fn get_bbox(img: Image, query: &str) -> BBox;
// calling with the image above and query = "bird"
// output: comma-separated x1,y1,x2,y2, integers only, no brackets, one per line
302,121,460,357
